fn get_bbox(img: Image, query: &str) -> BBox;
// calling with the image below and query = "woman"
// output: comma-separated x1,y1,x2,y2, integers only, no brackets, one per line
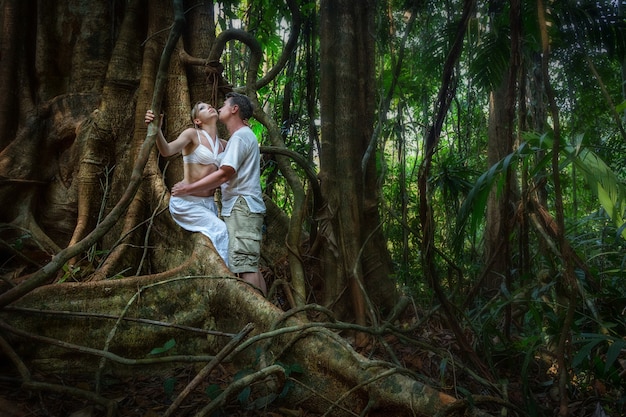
145,102,229,266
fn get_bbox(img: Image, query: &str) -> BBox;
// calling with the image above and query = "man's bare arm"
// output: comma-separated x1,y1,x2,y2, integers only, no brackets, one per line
171,166,235,196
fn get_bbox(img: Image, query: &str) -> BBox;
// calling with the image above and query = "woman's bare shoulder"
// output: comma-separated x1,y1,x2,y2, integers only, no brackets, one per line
178,127,200,143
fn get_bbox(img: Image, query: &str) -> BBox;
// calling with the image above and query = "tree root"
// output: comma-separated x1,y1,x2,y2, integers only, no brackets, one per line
196,364,286,417
0,274,487,416
0,332,118,417
164,323,255,417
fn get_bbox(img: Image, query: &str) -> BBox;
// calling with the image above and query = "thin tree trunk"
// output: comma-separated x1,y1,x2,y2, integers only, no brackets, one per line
537,1,578,415
418,0,492,381
484,0,522,299
0,0,24,149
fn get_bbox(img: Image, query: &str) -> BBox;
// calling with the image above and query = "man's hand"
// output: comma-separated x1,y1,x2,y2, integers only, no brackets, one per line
171,181,188,196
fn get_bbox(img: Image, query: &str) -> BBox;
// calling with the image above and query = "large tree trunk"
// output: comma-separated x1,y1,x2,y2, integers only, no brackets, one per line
318,0,396,328
484,81,516,293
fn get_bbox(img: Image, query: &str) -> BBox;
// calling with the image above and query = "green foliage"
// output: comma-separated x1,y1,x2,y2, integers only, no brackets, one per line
572,333,626,377
202,352,304,414
430,153,477,211
454,141,533,249
7,232,27,251
163,377,177,400
275,361,303,400
571,147,626,239
145,339,178,402
229,360,303,411
468,29,510,92
466,267,626,411
58,263,81,283
376,0,626,414
234,369,253,404
205,383,223,400
552,0,626,61
455,131,626,252
533,132,626,239
148,338,176,355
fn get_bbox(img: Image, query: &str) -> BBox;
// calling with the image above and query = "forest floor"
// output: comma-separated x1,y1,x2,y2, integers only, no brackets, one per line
0,293,615,417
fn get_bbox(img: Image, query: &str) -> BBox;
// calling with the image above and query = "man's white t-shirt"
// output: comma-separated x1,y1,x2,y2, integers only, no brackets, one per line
219,126,266,216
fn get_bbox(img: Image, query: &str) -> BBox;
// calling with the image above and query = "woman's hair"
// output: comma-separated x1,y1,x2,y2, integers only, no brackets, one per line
190,101,203,127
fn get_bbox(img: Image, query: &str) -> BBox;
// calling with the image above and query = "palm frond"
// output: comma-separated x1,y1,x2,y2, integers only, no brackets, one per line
468,30,510,92
454,142,533,250
572,148,626,239
535,131,626,239
455,132,626,251
554,0,626,60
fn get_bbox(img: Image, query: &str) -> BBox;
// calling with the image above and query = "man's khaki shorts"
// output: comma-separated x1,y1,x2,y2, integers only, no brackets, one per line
224,197,264,273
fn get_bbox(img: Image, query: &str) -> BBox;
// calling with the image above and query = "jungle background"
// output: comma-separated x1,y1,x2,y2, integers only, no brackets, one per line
1,0,625,416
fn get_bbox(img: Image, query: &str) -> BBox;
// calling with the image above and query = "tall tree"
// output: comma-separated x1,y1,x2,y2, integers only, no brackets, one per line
484,0,522,299
318,0,396,332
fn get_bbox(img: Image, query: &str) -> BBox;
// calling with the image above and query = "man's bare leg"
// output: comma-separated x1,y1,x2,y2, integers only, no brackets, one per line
241,271,266,296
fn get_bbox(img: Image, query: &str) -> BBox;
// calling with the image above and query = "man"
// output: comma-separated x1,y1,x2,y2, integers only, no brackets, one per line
172,92,267,296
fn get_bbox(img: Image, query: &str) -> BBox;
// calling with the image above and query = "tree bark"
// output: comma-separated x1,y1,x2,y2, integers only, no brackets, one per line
318,0,396,330
484,0,522,297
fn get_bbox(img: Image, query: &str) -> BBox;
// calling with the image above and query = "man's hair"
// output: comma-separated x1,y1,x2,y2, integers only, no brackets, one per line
226,92,253,120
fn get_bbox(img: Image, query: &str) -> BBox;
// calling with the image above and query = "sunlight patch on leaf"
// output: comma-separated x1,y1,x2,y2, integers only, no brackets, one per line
456,131,626,247
572,148,626,239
